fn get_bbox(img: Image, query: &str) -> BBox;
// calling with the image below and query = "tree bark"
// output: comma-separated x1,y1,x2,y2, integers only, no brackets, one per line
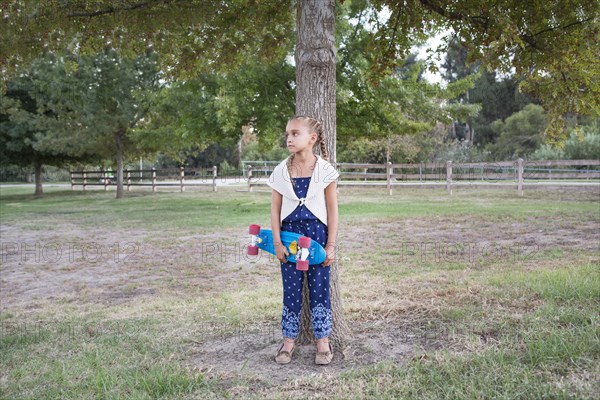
295,0,351,349
115,131,124,199
34,159,43,197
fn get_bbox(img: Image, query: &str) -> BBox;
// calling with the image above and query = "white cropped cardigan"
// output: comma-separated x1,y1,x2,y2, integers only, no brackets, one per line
267,155,340,226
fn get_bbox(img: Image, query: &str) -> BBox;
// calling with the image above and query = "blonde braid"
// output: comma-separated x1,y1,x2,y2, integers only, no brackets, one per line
320,138,328,161
286,153,295,189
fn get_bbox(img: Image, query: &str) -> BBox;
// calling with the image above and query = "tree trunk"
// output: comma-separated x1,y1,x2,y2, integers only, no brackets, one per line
115,131,124,199
34,159,43,197
295,0,351,349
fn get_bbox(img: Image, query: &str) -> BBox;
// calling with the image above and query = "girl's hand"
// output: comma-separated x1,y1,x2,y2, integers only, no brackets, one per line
275,243,289,263
323,243,336,267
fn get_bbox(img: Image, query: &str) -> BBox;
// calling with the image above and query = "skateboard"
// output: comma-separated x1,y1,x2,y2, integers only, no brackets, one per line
247,224,326,271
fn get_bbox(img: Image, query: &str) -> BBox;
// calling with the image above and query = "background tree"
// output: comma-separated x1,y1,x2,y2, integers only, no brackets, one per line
336,2,480,163
530,117,600,160
0,57,102,196
441,37,536,148
485,104,548,160
137,56,296,168
28,48,163,199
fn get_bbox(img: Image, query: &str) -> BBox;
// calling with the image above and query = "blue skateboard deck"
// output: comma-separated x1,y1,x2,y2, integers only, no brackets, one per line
250,228,326,265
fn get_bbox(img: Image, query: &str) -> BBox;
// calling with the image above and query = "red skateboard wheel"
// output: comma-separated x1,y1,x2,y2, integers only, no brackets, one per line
249,224,260,235
298,236,311,248
248,245,259,256
296,259,309,271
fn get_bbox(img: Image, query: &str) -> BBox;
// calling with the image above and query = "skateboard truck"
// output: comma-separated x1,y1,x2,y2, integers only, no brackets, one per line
248,224,261,255
296,236,311,271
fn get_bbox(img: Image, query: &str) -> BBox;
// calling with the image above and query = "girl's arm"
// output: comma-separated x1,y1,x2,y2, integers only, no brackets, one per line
324,182,338,265
271,189,288,261
271,189,283,242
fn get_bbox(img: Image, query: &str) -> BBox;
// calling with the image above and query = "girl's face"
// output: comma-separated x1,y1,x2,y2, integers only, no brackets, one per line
285,119,317,153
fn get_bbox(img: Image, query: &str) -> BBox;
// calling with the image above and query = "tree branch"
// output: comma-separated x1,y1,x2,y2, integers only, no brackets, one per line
528,16,596,40
65,0,175,18
518,16,595,50
418,0,595,52
418,0,490,30
387,8,402,54
21,0,181,23
339,7,366,73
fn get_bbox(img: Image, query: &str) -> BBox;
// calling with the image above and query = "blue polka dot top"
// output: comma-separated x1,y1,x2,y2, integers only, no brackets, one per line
283,176,319,222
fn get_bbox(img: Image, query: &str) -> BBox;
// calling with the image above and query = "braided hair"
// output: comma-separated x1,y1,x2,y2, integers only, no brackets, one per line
286,116,328,189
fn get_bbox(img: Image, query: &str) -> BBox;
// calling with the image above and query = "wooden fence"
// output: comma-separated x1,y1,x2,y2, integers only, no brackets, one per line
70,166,218,192
248,159,600,196
71,159,600,196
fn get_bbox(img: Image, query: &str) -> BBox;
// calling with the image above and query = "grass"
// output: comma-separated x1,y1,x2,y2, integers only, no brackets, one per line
1,184,599,399
330,260,599,399
1,185,598,231
1,319,214,399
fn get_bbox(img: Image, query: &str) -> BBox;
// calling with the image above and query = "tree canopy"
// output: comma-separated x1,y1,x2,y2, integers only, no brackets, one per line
0,0,294,82
368,0,599,143
1,0,597,148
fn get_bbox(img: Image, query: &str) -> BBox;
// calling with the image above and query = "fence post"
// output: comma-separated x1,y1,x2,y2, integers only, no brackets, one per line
248,165,253,192
386,161,392,196
102,166,108,191
213,165,218,192
446,161,453,196
83,171,87,191
126,169,131,192
70,171,74,190
152,167,157,192
180,166,185,192
517,158,524,197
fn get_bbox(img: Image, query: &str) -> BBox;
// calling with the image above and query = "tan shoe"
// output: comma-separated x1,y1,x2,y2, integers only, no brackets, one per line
315,342,333,365
275,342,295,364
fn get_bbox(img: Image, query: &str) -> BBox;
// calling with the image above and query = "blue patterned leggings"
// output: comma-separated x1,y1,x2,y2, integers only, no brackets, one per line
280,218,332,340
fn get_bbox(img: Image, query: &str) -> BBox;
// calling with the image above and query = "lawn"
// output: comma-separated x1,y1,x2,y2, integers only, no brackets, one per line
1,184,598,399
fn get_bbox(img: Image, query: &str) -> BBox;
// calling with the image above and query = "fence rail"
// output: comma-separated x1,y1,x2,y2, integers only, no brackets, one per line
71,159,600,196
70,166,218,192
247,159,600,197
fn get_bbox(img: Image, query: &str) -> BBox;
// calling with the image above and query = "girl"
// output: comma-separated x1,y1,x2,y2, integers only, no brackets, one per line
266,115,339,365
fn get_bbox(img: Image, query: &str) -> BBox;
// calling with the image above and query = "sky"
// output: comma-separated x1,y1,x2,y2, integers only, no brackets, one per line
414,31,447,84
375,6,449,85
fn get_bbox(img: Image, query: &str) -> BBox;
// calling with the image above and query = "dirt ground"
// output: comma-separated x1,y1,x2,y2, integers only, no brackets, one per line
1,192,599,385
